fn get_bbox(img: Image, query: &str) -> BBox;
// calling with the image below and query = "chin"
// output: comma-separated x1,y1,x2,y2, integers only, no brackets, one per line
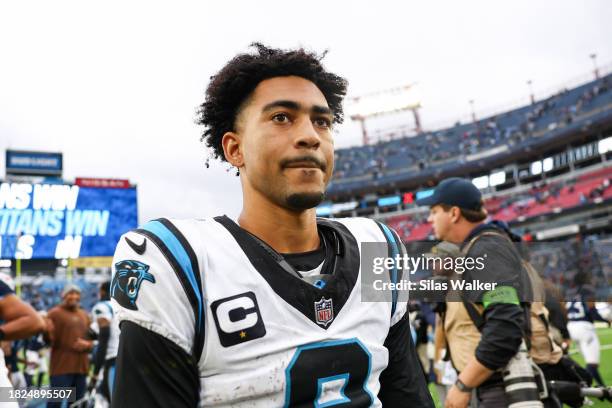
285,191,325,210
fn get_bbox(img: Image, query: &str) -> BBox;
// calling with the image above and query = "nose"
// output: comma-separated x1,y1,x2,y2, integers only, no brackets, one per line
294,119,321,150
427,213,434,223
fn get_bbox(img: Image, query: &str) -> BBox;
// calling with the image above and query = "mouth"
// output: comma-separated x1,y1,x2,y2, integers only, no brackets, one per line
127,277,137,296
281,157,326,172
285,162,321,170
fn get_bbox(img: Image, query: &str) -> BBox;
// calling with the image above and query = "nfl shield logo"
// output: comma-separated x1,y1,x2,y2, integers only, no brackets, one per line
314,297,334,327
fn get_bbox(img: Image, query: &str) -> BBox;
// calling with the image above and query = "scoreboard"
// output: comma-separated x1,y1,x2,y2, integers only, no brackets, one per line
0,181,137,259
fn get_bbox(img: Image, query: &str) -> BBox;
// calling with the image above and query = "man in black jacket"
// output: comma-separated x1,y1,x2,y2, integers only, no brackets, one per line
418,178,532,408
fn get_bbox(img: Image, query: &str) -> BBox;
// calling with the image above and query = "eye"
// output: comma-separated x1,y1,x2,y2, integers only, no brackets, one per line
313,117,332,129
272,112,290,123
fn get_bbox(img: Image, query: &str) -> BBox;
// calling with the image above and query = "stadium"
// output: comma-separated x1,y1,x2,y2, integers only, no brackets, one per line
323,69,612,296
1,68,610,408
318,68,612,407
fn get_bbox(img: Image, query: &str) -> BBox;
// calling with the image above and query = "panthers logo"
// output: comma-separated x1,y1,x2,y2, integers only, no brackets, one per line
111,260,155,310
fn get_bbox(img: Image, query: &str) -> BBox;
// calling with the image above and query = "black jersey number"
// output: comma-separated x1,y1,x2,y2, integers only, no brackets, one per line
566,301,586,320
284,338,373,407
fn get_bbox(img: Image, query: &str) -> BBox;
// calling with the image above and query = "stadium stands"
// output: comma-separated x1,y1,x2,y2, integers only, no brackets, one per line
386,165,612,241
529,235,611,299
329,73,612,194
20,277,99,312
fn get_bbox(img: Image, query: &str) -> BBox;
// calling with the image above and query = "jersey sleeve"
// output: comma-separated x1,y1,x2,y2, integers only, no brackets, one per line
113,321,200,408
378,312,435,406
91,302,113,322
111,220,204,356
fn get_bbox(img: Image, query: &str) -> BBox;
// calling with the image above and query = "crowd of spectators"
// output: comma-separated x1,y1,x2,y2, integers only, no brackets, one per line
387,168,612,241
20,278,99,313
332,74,611,183
529,234,611,300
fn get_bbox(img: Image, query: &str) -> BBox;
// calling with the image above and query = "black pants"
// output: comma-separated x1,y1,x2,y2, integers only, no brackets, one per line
48,373,86,408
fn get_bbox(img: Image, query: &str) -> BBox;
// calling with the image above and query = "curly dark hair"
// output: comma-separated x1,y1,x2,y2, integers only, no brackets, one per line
197,43,348,162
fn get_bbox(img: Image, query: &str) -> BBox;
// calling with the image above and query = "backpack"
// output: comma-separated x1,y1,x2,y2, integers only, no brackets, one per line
461,230,562,365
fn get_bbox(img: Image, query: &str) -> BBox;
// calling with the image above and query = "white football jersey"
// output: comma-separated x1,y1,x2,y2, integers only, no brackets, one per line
91,300,120,360
111,216,406,407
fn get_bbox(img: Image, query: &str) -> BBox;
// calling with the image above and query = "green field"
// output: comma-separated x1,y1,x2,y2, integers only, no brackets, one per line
429,327,612,407
569,327,612,408
19,328,612,406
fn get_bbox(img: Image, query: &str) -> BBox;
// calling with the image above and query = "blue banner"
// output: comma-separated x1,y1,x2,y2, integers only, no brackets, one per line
6,150,63,176
0,182,137,259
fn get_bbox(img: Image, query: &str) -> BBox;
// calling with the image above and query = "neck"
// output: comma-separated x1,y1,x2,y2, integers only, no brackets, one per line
446,221,483,244
238,194,320,254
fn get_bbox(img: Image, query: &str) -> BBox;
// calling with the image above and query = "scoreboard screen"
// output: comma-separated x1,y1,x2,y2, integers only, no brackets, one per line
0,182,137,259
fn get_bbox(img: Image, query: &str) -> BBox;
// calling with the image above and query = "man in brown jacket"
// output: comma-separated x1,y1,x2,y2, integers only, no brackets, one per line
47,284,93,407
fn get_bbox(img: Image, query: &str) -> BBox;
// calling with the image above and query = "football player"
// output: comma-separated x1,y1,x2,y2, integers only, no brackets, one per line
0,273,45,408
90,281,119,403
111,43,433,407
566,272,609,386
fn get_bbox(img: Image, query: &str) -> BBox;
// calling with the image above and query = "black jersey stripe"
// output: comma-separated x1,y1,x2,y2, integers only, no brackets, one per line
375,221,401,318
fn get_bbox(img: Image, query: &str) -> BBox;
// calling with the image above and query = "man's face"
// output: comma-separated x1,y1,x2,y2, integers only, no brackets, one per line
427,205,454,241
232,76,334,211
63,291,80,309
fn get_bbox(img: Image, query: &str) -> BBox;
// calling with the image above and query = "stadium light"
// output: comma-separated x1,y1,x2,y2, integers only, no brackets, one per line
469,99,476,123
598,136,612,154
542,157,554,172
526,80,535,105
590,53,600,80
331,201,358,214
531,160,543,175
489,171,506,187
472,175,489,189
347,84,422,145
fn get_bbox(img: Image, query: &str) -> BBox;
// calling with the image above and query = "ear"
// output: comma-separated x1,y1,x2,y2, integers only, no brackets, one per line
221,131,243,168
450,207,461,223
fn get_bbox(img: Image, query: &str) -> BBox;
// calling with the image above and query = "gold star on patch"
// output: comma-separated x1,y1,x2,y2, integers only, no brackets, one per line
239,331,247,339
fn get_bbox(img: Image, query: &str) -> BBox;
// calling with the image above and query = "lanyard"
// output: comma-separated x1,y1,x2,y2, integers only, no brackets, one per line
242,227,338,279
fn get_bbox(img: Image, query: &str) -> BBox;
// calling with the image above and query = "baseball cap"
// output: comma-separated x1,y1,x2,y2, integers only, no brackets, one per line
62,283,81,297
415,177,482,210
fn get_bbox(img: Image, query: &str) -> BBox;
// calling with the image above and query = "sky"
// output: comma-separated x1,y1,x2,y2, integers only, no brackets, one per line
1,0,611,224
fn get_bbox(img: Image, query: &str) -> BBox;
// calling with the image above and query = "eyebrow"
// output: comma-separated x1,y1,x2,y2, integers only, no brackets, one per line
261,100,333,116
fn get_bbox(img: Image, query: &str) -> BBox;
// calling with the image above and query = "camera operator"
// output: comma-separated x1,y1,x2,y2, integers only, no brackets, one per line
489,221,592,408
417,178,534,408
